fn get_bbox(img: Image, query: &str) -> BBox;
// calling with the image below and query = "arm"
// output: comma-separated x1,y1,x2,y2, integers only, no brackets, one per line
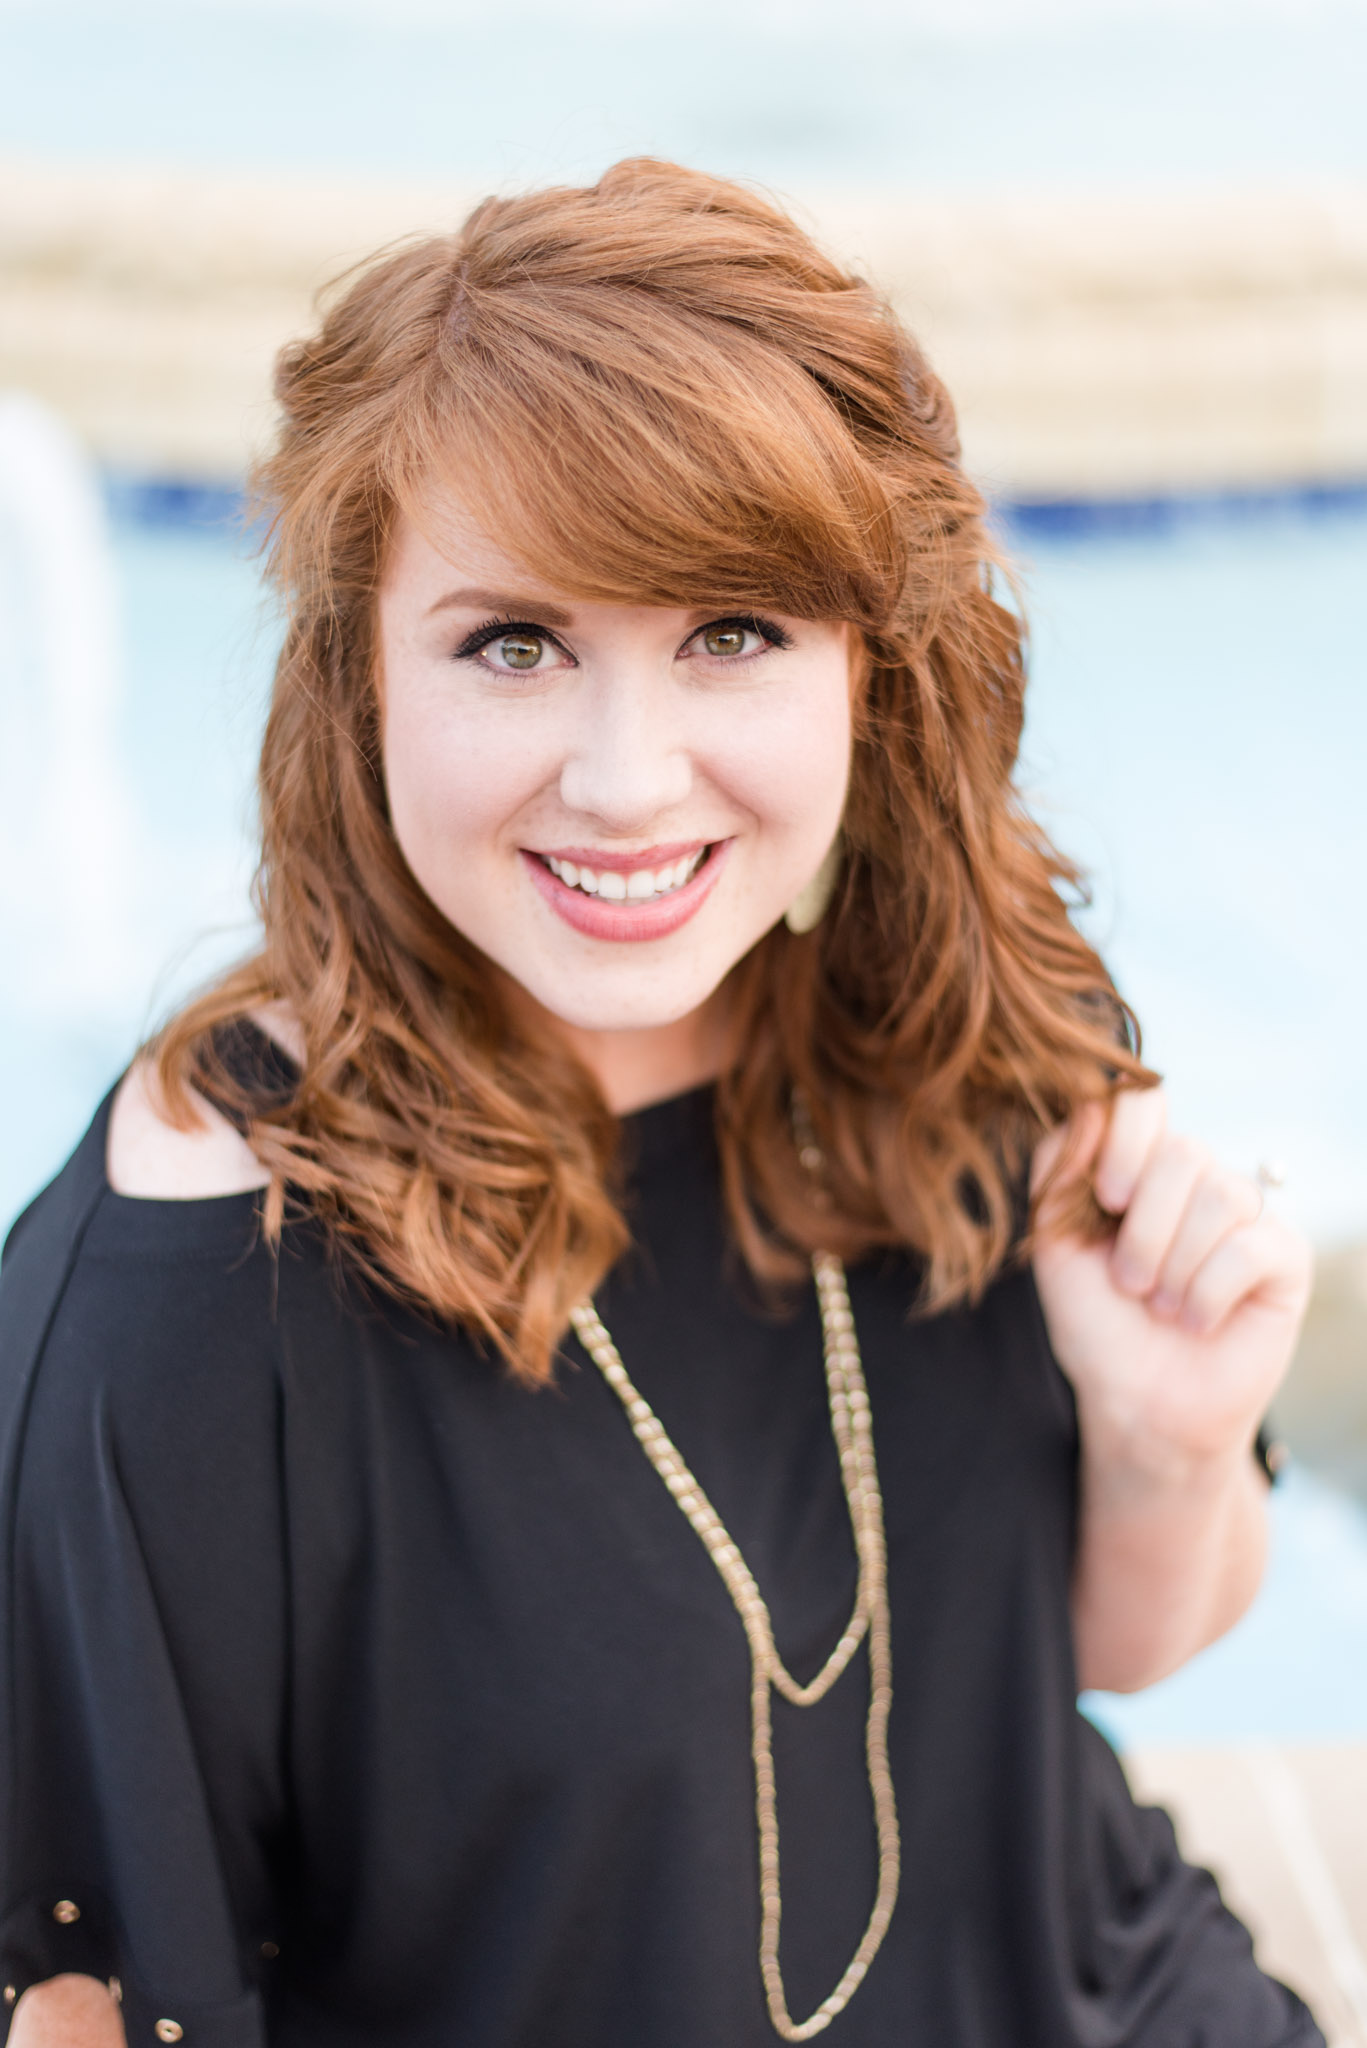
1070,1417,1270,1694
1031,1091,1312,1695
0,1079,288,2042
9,1979,125,2048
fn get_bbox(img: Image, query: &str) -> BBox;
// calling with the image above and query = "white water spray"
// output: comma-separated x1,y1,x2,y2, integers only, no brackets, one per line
0,391,136,1011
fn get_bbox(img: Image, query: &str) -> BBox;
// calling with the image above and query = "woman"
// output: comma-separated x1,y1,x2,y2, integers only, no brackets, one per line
0,160,1317,2047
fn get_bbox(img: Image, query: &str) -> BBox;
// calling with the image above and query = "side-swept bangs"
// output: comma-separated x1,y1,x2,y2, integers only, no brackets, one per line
399,280,905,627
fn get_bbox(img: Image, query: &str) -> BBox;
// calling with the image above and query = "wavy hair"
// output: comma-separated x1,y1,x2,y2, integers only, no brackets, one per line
156,157,1152,1383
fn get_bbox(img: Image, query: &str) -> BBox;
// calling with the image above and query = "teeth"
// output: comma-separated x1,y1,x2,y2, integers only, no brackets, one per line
545,850,706,901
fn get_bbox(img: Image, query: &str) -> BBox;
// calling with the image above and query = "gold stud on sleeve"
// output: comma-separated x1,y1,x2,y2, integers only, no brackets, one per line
3,1986,16,2006
154,2021,184,2043
51,1900,80,1925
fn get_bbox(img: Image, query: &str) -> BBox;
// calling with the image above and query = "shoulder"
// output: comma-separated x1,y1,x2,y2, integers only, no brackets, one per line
106,1058,270,1199
104,1001,308,1199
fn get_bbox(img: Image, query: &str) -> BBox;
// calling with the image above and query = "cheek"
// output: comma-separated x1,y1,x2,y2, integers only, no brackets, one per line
715,673,853,839
382,682,542,886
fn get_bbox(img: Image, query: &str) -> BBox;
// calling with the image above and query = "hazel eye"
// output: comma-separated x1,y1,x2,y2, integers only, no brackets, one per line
686,614,792,663
703,624,750,658
454,619,575,675
491,632,549,671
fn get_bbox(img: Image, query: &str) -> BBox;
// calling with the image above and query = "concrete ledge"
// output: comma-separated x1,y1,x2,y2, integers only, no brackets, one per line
3,158,1366,494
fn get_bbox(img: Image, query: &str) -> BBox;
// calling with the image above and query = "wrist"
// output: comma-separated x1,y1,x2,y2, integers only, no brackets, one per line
1076,1406,1260,1512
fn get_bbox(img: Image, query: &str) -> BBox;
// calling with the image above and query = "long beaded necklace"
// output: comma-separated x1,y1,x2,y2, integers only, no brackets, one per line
569,1247,900,2040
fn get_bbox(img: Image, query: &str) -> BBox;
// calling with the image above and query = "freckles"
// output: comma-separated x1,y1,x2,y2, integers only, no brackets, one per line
716,684,850,820
391,695,561,852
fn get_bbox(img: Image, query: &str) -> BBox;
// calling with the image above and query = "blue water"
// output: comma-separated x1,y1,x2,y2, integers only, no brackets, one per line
1017,502,1367,1250
2,1,1365,191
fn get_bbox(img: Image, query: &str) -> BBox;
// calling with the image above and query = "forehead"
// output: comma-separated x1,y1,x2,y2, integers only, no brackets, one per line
381,509,671,635
382,487,823,632
385,495,535,592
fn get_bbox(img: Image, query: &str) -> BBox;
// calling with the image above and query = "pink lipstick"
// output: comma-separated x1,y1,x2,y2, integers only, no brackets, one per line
522,840,730,942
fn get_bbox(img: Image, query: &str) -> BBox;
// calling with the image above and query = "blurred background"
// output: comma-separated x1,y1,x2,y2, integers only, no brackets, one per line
2,0,1366,2032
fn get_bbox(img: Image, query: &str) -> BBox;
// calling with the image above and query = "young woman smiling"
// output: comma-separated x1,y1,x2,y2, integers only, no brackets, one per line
0,161,1318,2048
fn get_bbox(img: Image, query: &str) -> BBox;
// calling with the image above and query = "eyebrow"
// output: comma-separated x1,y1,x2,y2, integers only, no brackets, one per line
424,586,575,627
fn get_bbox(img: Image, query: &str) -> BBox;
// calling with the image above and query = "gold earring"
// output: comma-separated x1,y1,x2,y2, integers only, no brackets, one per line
784,837,842,935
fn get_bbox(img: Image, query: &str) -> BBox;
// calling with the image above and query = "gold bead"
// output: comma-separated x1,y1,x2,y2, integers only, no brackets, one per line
155,2023,184,2044
51,1900,80,1925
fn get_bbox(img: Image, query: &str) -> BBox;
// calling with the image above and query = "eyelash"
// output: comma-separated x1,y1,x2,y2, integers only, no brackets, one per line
454,616,566,662
452,613,794,664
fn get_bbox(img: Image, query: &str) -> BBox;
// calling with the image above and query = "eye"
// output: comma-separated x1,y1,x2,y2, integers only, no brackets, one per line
703,624,751,658
454,620,573,675
686,615,792,663
488,631,552,671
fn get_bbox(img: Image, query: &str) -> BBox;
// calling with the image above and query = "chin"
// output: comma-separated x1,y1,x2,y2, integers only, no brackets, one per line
519,963,733,1038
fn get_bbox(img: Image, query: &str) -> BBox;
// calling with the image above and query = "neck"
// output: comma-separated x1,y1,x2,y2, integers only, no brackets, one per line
511,983,733,1115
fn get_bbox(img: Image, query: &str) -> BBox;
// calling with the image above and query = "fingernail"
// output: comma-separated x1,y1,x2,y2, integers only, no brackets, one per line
1151,1290,1179,1319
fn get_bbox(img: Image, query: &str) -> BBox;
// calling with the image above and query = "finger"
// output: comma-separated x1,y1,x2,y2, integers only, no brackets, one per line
1032,1100,1106,1192
1108,1132,1208,1297
1093,1084,1167,1215
1151,1167,1262,1316
1032,1101,1108,1235
1179,1215,1313,1337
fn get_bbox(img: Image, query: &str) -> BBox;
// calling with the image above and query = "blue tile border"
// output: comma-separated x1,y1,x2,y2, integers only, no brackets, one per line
1000,480,1367,542
103,473,250,533
102,471,1367,543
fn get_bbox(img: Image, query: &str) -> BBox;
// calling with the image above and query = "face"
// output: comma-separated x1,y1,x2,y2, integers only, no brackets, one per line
378,497,854,1085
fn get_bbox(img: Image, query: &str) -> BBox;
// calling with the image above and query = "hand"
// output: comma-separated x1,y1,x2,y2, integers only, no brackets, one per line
1031,1088,1313,1479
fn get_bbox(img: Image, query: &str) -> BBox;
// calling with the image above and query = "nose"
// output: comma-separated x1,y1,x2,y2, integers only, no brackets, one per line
557,671,693,832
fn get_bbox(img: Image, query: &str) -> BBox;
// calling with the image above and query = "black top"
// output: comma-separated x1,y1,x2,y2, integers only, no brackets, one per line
0,1038,1322,2048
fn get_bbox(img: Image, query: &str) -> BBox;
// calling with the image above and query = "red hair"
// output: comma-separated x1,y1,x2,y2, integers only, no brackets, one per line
156,157,1150,1382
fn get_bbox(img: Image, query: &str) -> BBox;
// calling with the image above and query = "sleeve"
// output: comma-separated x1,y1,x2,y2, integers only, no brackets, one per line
0,1161,290,2048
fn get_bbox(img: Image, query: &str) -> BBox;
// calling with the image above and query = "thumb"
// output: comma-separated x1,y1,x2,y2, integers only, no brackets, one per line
1031,1100,1108,1238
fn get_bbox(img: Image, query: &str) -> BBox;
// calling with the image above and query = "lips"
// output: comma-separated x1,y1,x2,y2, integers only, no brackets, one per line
522,840,730,942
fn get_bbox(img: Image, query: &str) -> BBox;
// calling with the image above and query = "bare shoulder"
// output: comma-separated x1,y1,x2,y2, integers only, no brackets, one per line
10,1973,126,2046
106,1059,270,1201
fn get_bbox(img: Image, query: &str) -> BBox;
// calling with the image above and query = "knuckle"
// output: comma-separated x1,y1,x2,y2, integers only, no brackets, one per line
1185,1256,1231,1319
1202,1168,1255,1221
1164,1133,1207,1175
1114,1216,1166,1278
1140,1084,1168,1133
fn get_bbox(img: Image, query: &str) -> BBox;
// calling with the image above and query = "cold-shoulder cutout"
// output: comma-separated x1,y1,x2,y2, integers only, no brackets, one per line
9,1972,127,2046
106,1058,271,1201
